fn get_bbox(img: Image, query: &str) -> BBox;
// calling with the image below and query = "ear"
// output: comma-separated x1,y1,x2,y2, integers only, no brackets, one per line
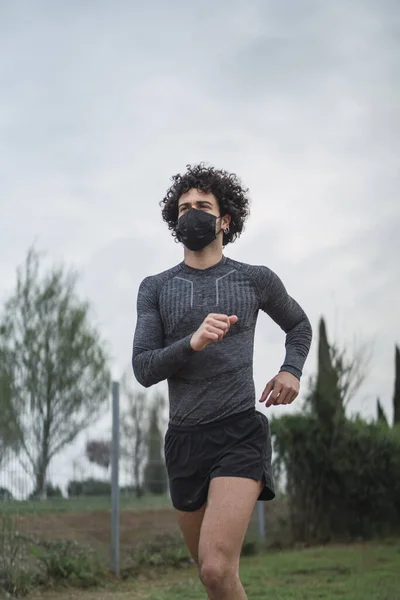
221,214,231,229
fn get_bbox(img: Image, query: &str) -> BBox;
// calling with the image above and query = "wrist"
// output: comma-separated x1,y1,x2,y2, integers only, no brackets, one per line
279,366,301,380
190,334,200,352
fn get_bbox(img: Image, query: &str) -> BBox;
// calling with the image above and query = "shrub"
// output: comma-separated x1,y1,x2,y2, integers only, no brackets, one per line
131,532,191,570
29,482,63,500
272,414,400,543
30,540,103,588
67,478,111,497
0,487,13,501
0,516,34,597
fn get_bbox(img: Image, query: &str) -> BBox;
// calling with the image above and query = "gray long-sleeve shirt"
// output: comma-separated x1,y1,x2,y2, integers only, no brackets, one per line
132,255,312,426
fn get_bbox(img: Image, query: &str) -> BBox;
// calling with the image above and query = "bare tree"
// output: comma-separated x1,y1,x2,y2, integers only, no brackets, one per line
330,337,372,408
120,371,149,498
0,248,110,498
0,348,20,468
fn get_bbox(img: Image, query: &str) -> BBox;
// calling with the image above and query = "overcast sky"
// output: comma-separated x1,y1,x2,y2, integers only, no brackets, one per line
1,1,399,494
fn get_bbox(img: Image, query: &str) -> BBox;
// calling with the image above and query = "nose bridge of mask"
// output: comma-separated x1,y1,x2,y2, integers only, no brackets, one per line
185,208,220,226
188,207,220,218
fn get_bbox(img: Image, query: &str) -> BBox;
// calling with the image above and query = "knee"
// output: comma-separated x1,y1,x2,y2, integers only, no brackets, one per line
199,558,237,593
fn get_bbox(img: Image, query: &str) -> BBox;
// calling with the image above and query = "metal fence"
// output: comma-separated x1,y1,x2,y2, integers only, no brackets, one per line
0,381,270,576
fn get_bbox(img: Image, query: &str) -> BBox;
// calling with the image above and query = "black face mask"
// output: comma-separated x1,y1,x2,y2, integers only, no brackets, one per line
176,208,222,252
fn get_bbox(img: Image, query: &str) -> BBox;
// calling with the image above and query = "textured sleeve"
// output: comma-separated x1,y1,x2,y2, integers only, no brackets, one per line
132,276,195,388
256,267,312,379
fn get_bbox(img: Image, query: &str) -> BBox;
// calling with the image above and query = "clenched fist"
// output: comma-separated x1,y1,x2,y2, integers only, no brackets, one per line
190,313,238,352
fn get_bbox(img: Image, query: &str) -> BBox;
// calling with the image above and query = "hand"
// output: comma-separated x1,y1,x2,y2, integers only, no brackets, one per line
190,313,238,352
259,371,300,407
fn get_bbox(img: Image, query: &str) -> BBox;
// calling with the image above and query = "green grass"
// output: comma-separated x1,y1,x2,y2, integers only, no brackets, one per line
1,494,171,515
31,540,400,599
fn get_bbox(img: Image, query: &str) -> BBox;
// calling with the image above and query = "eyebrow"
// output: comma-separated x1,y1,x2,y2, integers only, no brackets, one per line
179,200,213,210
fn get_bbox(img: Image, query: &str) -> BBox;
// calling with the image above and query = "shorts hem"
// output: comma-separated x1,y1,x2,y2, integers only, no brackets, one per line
171,499,207,512
210,471,275,501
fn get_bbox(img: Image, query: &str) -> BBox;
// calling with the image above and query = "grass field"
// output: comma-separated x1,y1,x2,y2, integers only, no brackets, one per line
30,540,400,600
5,497,288,567
2,494,171,515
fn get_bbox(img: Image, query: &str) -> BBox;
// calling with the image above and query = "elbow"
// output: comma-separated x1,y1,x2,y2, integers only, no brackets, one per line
298,312,313,340
132,356,155,389
285,314,313,354
135,372,152,389
306,315,313,343
138,378,153,389
300,315,313,351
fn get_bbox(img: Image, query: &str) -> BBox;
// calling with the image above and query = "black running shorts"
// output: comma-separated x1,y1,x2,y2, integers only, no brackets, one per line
164,407,275,512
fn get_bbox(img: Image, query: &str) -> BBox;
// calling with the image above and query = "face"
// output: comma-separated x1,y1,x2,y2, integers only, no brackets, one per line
177,189,231,232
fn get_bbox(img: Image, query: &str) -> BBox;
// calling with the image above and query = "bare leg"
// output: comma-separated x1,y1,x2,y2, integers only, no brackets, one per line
198,477,263,600
175,503,207,564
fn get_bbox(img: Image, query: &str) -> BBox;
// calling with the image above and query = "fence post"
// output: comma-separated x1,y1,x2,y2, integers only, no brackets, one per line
111,380,120,576
257,501,265,544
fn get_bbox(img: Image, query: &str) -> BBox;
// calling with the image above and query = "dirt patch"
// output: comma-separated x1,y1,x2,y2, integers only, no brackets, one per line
14,508,180,551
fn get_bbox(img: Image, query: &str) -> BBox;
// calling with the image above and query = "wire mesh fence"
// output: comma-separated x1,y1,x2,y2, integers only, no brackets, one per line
0,381,272,576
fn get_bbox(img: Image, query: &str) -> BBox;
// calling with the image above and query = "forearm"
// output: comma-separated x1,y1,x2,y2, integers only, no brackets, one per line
279,315,313,379
132,334,195,388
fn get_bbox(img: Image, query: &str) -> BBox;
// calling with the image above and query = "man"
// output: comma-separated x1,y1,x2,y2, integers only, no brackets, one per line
132,163,312,600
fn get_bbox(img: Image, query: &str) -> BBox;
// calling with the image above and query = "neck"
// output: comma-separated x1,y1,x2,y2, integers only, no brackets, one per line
183,241,223,270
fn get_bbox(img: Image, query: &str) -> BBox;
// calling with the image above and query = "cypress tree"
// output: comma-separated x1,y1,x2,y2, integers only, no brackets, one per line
377,397,388,428
393,345,400,426
312,318,343,429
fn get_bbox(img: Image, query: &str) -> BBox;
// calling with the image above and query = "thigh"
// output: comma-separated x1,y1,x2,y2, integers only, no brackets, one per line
198,476,263,570
175,504,207,564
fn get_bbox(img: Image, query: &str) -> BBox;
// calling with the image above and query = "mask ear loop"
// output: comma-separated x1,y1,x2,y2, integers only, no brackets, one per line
217,215,230,235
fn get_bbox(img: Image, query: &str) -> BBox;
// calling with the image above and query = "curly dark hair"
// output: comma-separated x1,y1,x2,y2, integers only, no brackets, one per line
160,163,251,246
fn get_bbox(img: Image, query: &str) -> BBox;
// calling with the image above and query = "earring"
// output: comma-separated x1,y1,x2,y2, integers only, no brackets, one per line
223,225,230,234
